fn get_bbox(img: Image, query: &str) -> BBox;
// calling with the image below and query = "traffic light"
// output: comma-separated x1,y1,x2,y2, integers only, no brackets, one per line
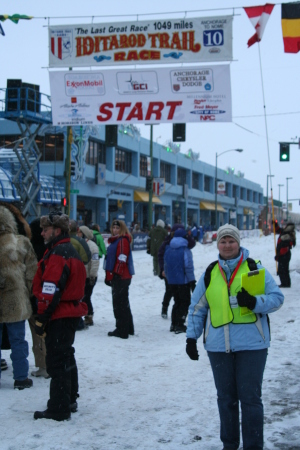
70,161,76,176
61,197,67,207
105,125,118,146
172,123,186,142
279,143,290,162
145,176,153,192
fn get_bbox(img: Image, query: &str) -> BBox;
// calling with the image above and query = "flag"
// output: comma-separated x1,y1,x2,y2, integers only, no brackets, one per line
282,2,300,53
0,23,4,36
0,14,33,24
244,3,275,47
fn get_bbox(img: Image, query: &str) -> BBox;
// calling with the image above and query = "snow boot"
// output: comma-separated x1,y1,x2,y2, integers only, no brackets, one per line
14,378,33,390
174,325,187,334
31,367,50,378
34,409,71,421
84,315,94,326
1,358,8,371
108,329,128,339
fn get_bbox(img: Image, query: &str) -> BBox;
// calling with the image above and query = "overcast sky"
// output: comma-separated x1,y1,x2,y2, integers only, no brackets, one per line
1,0,299,211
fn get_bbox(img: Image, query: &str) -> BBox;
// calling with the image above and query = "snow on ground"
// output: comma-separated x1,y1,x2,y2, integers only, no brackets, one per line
1,233,300,450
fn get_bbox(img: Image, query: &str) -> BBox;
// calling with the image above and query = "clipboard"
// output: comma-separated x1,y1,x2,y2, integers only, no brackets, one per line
240,268,265,316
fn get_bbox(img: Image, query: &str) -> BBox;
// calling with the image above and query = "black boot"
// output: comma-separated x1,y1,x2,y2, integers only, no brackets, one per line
107,329,128,339
14,378,33,390
34,409,71,421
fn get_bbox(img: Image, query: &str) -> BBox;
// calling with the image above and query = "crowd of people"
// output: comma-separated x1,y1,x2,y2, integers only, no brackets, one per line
0,203,294,448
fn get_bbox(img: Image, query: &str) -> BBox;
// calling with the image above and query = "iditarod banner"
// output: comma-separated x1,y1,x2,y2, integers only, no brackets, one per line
48,16,233,68
49,64,232,126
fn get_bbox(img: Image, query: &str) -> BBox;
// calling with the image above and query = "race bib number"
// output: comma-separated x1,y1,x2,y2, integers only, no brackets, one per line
42,282,56,295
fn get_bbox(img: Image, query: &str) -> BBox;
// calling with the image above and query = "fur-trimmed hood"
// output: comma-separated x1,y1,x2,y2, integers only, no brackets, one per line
0,202,31,239
0,206,37,323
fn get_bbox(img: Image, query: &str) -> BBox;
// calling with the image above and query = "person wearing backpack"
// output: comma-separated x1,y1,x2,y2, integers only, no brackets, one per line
91,224,107,259
274,221,296,287
186,224,284,450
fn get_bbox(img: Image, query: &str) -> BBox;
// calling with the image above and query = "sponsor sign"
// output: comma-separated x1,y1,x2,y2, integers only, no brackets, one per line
217,181,226,195
49,16,233,68
49,64,231,126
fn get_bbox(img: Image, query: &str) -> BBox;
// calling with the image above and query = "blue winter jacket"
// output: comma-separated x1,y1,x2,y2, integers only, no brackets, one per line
186,246,284,352
164,237,195,285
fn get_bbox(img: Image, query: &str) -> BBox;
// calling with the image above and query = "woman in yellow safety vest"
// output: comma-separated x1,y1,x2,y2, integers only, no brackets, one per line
186,223,284,450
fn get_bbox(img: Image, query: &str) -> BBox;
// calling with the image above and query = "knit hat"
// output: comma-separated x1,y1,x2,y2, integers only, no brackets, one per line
174,228,187,238
156,219,165,228
40,212,69,233
79,225,94,240
217,224,240,246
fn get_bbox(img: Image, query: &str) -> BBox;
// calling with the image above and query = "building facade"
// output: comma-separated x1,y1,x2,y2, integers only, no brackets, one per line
0,119,264,230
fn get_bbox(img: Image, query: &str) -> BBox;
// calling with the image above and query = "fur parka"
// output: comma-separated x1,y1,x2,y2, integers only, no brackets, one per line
0,206,37,323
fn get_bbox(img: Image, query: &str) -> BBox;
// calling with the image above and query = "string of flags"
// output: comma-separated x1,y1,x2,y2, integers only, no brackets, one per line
244,2,300,53
0,14,33,36
0,4,299,53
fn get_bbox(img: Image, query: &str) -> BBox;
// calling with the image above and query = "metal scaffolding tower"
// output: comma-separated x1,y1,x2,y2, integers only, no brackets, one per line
0,83,52,217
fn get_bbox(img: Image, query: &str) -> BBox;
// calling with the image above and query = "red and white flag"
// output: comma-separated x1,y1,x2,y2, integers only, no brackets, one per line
244,3,275,47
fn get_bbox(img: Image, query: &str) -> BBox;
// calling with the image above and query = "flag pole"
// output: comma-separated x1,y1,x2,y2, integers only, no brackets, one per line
257,42,276,269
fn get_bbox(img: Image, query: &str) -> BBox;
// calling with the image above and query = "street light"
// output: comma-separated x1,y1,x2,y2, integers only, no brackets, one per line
266,175,274,230
286,177,293,221
215,149,243,229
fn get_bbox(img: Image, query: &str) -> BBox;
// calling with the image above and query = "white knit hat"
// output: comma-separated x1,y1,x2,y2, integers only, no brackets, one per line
156,219,165,228
217,223,240,246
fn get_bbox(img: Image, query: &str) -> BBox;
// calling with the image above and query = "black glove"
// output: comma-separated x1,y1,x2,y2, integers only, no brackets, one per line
274,255,278,261
186,338,199,361
237,287,256,310
158,270,164,280
104,278,112,287
35,320,46,338
146,249,150,255
190,280,196,292
89,277,96,286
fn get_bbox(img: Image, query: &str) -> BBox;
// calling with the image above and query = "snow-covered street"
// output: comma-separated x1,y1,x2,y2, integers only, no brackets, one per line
1,233,300,449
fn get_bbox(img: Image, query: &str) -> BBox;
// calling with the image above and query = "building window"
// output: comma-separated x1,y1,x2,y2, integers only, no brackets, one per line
115,148,132,173
192,172,199,189
247,189,251,201
160,161,171,183
240,187,245,200
204,175,211,193
0,133,64,162
86,139,106,166
177,167,186,186
140,155,148,177
233,185,238,198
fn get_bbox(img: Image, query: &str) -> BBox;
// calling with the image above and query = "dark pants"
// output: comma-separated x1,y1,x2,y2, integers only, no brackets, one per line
208,349,268,450
169,284,191,327
83,278,96,315
162,278,173,312
111,277,134,338
278,252,291,287
45,317,80,413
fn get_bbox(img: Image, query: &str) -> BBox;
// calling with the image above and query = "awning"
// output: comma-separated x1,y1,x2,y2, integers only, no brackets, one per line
244,208,254,215
134,191,162,204
200,201,226,212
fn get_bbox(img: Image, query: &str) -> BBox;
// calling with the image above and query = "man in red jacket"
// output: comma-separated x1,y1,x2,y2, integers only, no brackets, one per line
32,211,87,421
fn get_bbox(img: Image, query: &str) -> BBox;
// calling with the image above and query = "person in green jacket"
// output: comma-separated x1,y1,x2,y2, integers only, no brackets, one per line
91,224,107,258
147,220,168,276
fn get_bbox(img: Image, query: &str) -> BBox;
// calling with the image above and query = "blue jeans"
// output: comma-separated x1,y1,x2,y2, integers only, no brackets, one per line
208,349,268,450
0,321,29,381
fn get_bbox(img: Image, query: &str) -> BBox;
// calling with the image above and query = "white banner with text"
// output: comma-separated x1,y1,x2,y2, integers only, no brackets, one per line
48,16,233,68
49,65,232,126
